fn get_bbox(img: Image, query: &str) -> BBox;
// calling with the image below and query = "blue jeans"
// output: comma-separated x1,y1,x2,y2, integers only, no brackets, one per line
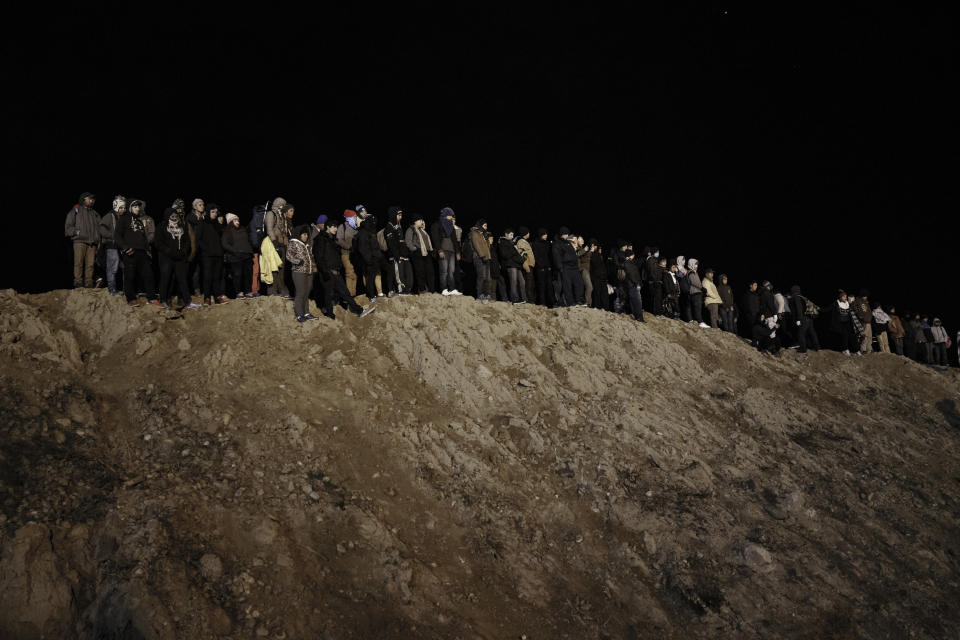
438,252,456,291
106,248,121,292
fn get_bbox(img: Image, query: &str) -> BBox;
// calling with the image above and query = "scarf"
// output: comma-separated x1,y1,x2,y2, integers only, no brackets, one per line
441,216,454,238
414,226,432,256
872,308,890,324
347,216,358,230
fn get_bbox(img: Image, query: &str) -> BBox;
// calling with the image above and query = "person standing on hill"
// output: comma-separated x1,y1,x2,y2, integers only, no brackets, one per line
336,209,360,296
717,274,736,333
702,268,722,328
662,259,680,319
499,228,526,303
116,199,158,307
156,205,197,309
431,207,461,295
577,237,592,307
404,214,435,293
186,198,205,295
64,192,101,288
314,219,369,319
468,219,492,300
930,318,950,365
198,207,228,305
622,249,645,322
516,227,536,304
853,290,873,354
222,213,254,299
384,207,412,295
532,229,553,307
356,213,384,299
789,285,820,353
831,289,857,355
267,203,294,298
286,225,318,322
887,306,906,356
871,302,891,354
590,240,609,310
686,258,707,328
553,227,582,307
645,247,664,315
99,195,126,295
759,280,777,321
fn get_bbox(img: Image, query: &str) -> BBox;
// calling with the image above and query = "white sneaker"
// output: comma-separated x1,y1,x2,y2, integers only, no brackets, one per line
441,289,451,296
449,289,462,296
699,322,710,328
185,303,201,310
843,350,851,355
360,305,376,318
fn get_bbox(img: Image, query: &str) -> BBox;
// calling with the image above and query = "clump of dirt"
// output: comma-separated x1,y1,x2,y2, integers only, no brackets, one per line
1,288,958,639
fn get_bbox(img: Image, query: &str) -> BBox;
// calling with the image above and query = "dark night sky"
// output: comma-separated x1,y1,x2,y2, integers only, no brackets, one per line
3,5,957,335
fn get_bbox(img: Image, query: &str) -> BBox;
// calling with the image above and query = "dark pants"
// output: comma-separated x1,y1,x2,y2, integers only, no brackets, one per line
523,270,536,303
122,249,156,302
189,258,202,294
592,277,609,310
688,293,703,323
363,261,382,298
836,322,857,353
535,268,553,306
475,259,490,298
230,259,252,295
561,267,583,307
411,254,435,293
651,282,663,316
292,271,313,317
158,254,191,305
720,308,736,333
627,284,644,321
796,317,821,353
320,271,363,315
202,256,224,298
933,343,948,365
506,267,525,302
891,336,904,356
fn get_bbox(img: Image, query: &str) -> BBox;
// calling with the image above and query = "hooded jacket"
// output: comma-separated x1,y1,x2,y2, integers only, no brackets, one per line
117,211,154,252
853,296,872,325
469,226,491,261
789,285,807,318
590,250,607,285
155,208,191,260
552,235,578,270
516,237,535,271
313,231,342,274
384,208,409,260
741,288,760,322
198,217,225,257
887,313,906,339
532,234,552,270
685,260,702,295
759,286,777,318
623,257,643,287
498,236,524,269
430,211,459,255
64,201,101,244
663,270,680,298
931,320,949,344
286,237,317,274
356,217,383,267
718,281,736,309
99,210,123,248
221,224,254,261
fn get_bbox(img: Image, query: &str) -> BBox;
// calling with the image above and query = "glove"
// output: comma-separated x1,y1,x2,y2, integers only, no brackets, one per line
796,321,801,326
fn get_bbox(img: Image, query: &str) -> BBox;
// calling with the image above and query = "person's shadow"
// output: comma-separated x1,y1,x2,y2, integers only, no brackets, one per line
935,399,960,430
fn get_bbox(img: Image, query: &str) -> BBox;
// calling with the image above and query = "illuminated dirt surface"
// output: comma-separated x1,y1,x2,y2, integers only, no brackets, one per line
1,289,958,639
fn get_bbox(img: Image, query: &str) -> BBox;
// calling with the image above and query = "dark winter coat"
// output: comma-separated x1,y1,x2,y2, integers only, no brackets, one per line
741,290,760,322
498,237,524,269
552,237,578,270
623,259,643,287
532,238,552,270
99,211,122,249
384,222,408,260
155,208,191,260
830,300,853,333
356,219,383,267
590,251,608,285
430,220,460,255
117,212,154,252
221,225,254,262
663,270,680,298
313,232,342,274
718,283,736,309
198,218,224,257
64,204,101,244
852,297,872,325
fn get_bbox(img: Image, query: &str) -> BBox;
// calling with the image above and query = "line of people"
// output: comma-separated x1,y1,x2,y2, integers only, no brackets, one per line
63,192,955,364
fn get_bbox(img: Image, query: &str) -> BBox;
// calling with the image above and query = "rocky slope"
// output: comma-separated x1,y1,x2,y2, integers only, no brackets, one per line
0,289,958,639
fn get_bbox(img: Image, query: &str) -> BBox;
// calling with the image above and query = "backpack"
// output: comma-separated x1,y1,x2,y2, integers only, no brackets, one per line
678,273,691,294
376,228,388,252
249,201,269,249
803,297,820,318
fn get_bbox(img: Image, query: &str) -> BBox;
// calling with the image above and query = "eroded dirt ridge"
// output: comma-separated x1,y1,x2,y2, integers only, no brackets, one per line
0,289,958,639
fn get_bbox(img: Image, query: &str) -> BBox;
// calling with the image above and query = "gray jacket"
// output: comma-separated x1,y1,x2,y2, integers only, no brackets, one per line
687,271,702,295
336,223,359,251
65,205,101,244
99,211,122,247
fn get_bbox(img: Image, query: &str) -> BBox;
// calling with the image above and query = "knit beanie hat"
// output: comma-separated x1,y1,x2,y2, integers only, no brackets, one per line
558,226,570,236
344,209,357,218
537,228,548,237
225,213,239,226
440,206,455,218
518,226,530,237
316,214,328,226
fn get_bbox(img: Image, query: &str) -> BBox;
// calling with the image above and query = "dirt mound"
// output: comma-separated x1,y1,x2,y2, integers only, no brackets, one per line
1,288,959,639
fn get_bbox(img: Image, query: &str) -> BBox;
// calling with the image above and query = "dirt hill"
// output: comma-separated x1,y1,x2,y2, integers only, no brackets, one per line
0,289,958,639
